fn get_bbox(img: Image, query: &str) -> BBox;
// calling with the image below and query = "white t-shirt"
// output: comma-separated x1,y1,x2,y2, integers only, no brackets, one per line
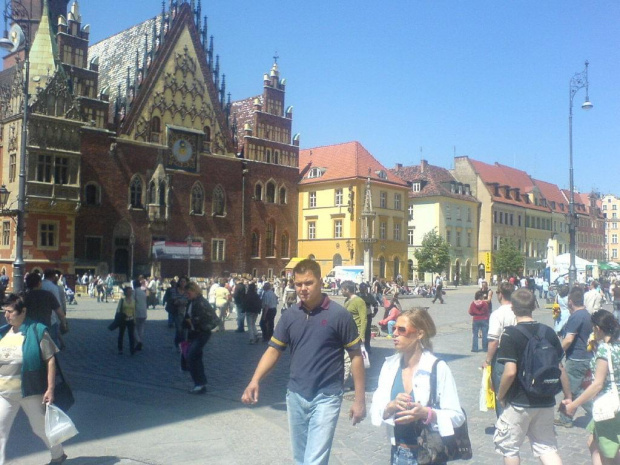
487,303,516,341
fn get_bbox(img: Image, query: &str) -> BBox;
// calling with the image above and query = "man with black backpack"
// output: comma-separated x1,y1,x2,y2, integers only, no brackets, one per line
493,288,570,465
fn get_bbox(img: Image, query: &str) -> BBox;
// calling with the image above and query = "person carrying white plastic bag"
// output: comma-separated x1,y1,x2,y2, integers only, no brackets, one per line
45,403,78,447
0,293,68,464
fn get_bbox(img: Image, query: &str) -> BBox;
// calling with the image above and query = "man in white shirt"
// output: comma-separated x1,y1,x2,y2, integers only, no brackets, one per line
483,281,517,417
584,280,602,314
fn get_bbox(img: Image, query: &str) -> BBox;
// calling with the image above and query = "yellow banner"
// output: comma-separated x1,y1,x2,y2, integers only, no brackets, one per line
485,252,492,271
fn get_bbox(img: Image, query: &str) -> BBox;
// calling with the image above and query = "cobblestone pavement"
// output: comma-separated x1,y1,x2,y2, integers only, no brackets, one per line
7,286,600,464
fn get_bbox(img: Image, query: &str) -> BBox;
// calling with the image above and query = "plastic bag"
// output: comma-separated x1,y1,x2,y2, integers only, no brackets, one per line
45,403,78,446
360,345,370,369
479,365,495,411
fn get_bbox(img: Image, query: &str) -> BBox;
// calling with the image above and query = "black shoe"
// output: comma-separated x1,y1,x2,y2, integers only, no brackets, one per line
118,349,123,355
234,329,244,333
135,342,143,351
49,453,68,464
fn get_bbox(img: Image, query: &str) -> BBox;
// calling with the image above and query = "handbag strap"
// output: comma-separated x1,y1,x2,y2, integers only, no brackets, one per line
55,356,68,383
428,358,441,408
604,342,618,397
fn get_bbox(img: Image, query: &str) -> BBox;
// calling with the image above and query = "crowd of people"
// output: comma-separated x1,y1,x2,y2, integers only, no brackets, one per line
1,263,619,465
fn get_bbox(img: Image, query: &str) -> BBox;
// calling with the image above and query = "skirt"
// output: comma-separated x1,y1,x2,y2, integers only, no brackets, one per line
586,412,620,459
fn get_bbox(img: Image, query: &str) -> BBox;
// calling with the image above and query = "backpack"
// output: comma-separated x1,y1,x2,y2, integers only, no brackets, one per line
514,325,562,397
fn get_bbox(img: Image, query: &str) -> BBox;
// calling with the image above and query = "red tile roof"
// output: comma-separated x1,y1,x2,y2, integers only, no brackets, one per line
391,162,478,203
468,158,549,212
532,179,569,214
298,141,408,187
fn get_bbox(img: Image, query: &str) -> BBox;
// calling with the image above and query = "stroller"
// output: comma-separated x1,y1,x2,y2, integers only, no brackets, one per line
65,286,77,305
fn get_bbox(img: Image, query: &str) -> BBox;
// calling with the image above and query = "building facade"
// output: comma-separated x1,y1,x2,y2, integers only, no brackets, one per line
298,142,408,280
0,0,299,283
602,194,620,262
391,160,479,285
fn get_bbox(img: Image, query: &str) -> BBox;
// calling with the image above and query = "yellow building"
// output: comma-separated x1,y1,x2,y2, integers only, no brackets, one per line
602,194,620,263
392,160,480,284
298,142,408,280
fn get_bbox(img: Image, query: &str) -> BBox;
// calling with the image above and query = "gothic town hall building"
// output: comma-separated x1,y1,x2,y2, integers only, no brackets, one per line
0,0,300,282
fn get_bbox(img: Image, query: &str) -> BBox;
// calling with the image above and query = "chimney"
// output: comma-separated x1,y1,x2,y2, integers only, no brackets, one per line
395,163,402,169
420,159,428,173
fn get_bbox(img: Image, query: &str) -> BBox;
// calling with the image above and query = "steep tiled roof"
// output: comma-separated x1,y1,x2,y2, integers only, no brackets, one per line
230,95,261,149
298,141,408,186
89,16,161,105
391,162,478,203
0,66,16,89
533,178,569,214
469,158,549,212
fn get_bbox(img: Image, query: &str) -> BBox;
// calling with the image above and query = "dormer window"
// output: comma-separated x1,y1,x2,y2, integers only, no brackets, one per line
493,184,499,196
450,182,456,194
308,167,324,179
515,189,521,201
504,186,511,199
550,201,556,209
412,182,421,193
464,184,471,196
375,170,388,180
458,184,463,195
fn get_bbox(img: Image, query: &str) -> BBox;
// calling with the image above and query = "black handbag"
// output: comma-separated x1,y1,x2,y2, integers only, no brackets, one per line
108,299,125,331
416,359,472,464
54,358,75,412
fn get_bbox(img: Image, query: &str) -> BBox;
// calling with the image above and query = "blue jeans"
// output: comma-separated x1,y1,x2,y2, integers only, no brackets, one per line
472,320,489,352
387,320,396,335
187,331,211,387
391,445,428,465
286,390,343,465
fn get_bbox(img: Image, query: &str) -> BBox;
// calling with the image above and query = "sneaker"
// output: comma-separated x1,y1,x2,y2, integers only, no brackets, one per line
554,418,573,428
49,454,68,464
386,335,392,339
189,385,207,395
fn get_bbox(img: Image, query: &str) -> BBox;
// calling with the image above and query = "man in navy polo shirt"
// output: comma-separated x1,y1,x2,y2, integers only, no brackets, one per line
242,259,366,465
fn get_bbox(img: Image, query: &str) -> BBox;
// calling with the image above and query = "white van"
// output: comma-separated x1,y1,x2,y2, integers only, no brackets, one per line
325,266,365,284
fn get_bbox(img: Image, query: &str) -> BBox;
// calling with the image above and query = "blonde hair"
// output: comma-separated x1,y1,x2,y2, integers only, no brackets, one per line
399,308,437,351
186,282,202,295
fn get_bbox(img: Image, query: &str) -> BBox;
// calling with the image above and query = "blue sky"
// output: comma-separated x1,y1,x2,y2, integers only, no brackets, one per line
82,1,619,194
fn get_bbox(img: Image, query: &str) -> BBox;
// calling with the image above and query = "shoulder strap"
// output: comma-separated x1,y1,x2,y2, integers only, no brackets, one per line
428,358,441,407
513,324,532,340
605,343,616,385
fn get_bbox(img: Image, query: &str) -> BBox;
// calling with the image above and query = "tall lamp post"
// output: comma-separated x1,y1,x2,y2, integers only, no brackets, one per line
186,235,192,278
0,0,31,293
568,61,593,287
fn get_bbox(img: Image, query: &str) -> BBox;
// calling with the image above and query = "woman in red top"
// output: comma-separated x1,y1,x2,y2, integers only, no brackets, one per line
468,290,490,352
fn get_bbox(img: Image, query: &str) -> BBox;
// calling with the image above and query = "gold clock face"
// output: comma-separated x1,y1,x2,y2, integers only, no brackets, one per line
172,139,193,162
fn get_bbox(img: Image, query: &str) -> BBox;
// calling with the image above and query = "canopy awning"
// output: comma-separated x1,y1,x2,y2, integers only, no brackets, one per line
284,257,305,270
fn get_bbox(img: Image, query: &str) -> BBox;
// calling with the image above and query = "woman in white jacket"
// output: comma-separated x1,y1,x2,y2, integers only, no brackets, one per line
370,308,465,465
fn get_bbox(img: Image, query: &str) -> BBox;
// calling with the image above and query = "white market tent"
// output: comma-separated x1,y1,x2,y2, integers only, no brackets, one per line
552,253,594,270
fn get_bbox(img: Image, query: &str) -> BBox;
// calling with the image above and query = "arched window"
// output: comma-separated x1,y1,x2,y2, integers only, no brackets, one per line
148,181,157,204
151,116,161,143
265,221,275,256
333,253,342,268
191,183,204,214
212,185,225,216
279,187,287,205
203,126,211,152
159,181,166,206
393,257,400,280
84,182,100,206
379,256,386,279
251,231,259,257
274,151,279,165
280,232,289,257
266,149,271,163
129,176,143,208
254,183,263,201
266,182,276,203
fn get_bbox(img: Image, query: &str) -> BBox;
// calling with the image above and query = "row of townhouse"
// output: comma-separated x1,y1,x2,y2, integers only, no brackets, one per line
296,141,606,285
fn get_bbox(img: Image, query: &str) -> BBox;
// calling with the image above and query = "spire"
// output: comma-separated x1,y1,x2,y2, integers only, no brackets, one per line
213,54,220,88
195,0,201,28
219,74,225,108
28,0,59,94
208,35,213,68
201,16,207,49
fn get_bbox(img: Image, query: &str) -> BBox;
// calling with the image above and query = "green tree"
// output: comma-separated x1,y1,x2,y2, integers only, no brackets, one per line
413,229,450,274
494,238,523,277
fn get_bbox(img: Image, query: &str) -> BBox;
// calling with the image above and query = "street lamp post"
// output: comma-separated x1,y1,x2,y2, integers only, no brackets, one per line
0,0,31,293
129,233,136,280
568,61,593,287
186,236,192,278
